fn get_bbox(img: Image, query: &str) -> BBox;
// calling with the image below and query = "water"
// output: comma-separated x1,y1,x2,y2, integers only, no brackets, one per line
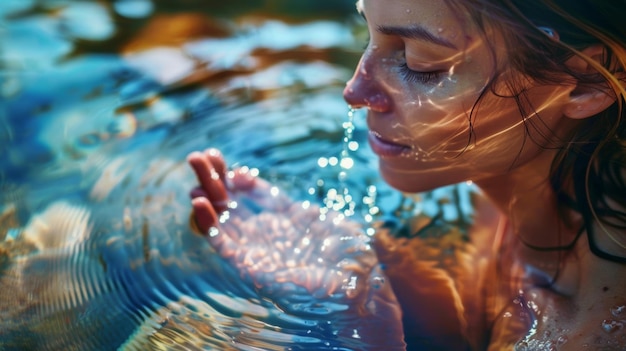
0,1,477,350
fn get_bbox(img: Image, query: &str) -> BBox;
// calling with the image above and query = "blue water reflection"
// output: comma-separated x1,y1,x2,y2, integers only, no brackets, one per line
0,1,476,350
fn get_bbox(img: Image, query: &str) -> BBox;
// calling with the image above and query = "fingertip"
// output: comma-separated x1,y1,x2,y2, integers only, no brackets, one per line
187,151,203,163
206,148,222,158
230,168,257,191
191,197,218,234
191,196,210,207
205,148,227,178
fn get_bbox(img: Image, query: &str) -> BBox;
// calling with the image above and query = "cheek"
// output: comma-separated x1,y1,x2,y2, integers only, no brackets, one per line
394,77,487,147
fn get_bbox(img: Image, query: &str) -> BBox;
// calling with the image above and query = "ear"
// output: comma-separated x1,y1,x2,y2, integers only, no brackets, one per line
563,45,617,119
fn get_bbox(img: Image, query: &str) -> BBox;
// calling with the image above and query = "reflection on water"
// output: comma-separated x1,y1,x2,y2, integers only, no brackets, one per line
0,1,477,350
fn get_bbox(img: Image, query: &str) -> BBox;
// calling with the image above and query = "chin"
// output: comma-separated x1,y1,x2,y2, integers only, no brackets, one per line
378,161,459,194
380,168,433,194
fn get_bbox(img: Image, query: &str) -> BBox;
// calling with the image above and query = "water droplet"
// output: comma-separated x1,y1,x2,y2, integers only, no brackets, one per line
352,329,361,339
611,305,625,317
515,341,529,351
208,227,219,237
601,319,624,334
339,158,354,170
556,335,568,345
371,276,384,289
318,157,329,168
348,141,359,151
437,27,444,33
406,9,411,13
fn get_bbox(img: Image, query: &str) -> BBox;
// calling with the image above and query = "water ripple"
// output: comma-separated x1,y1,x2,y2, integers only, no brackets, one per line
0,2,476,349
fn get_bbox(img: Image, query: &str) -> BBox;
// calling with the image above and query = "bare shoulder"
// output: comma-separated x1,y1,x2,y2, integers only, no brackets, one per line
489,232,626,351
533,236,626,350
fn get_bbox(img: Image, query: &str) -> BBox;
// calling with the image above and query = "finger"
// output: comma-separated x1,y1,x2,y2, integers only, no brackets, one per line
192,197,237,257
187,151,229,212
191,196,219,234
229,167,257,192
204,148,227,181
203,148,258,192
187,151,221,190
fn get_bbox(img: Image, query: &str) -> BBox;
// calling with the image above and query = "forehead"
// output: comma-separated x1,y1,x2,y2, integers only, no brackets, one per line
357,0,475,48
358,0,453,22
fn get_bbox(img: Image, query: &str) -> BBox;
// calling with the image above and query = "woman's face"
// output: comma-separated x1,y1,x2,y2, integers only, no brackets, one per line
344,0,575,193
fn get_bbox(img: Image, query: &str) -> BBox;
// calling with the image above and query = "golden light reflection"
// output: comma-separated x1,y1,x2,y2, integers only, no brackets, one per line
122,13,231,54
0,0,423,349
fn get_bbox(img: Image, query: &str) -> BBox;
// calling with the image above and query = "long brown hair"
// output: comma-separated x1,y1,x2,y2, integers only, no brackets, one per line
448,0,626,262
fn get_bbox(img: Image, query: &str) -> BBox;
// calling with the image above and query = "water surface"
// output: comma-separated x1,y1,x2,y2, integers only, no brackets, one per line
0,1,475,349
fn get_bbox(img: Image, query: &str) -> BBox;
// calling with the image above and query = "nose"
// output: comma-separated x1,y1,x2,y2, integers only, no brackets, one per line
343,56,391,112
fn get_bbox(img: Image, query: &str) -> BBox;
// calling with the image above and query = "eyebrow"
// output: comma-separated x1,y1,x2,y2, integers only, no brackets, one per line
377,24,458,50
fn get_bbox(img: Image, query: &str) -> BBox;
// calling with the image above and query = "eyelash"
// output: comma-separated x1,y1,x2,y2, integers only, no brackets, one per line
398,62,443,84
362,35,443,85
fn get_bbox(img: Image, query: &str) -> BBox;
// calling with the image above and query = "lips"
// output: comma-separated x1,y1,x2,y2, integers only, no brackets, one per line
368,131,411,157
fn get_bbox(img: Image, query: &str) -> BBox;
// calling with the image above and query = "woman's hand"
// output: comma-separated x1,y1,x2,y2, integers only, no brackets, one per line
187,148,406,349
188,148,249,234
187,147,380,299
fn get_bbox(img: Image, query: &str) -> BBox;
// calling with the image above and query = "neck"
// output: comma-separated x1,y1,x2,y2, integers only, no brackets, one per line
475,150,570,239
475,149,585,293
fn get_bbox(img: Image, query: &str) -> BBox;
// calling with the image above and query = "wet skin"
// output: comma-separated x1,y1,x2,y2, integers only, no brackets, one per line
188,151,626,351
340,0,626,350
188,149,407,350
342,0,576,194
189,0,626,349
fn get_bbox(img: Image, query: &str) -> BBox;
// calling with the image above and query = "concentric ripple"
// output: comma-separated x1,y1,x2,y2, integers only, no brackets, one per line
1,150,407,350
0,2,477,349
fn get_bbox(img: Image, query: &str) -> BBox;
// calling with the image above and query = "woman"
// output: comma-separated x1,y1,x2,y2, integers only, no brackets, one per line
188,0,626,349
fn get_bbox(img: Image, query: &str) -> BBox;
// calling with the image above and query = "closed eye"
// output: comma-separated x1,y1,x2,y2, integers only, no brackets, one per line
398,62,445,84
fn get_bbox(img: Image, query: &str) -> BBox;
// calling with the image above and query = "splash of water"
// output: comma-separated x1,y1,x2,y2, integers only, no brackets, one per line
315,107,383,236
337,107,357,214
